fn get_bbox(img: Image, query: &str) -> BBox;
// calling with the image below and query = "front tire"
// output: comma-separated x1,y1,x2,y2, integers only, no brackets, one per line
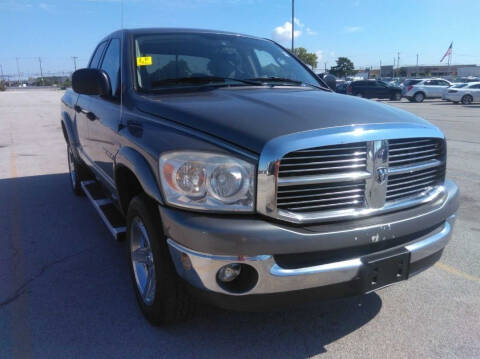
127,194,195,325
461,95,473,105
67,145,84,196
414,92,425,103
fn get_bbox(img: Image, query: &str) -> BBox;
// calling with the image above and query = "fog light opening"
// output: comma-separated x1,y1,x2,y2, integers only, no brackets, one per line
216,263,258,293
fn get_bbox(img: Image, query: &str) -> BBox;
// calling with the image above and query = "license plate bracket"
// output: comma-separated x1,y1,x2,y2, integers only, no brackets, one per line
361,248,410,291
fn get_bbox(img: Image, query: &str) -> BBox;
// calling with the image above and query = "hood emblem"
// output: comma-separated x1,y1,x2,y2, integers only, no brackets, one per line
376,167,388,184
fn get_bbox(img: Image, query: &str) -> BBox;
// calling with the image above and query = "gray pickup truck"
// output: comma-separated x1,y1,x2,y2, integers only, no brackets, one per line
61,28,459,325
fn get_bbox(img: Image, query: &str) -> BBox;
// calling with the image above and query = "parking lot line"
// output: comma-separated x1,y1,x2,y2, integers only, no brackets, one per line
436,262,480,283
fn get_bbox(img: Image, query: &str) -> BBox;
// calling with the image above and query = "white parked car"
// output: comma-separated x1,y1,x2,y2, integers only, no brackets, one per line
442,83,468,100
444,82,480,104
404,78,452,102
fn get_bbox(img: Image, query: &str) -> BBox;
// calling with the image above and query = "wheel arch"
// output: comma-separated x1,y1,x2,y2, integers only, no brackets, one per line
115,146,164,214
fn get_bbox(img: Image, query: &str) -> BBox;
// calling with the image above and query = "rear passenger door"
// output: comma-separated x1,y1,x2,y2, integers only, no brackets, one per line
436,80,451,97
422,80,436,97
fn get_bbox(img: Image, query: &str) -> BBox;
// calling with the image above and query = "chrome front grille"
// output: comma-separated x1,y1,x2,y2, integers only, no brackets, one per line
386,138,446,202
256,124,447,224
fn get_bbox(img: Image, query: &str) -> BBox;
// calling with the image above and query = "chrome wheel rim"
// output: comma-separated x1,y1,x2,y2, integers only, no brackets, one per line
395,93,401,100
67,147,76,188
463,96,472,104
415,93,423,102
130,216,156,305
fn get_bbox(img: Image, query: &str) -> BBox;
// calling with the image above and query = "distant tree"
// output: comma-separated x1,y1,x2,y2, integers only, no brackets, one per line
329,57,355,78
0,81,5,91
293,47,318,69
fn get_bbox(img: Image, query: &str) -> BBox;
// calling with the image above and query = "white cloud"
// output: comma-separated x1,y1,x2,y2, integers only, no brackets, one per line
306,27,317,35
272,21,301,43
315,50,324,62
344,26,362,33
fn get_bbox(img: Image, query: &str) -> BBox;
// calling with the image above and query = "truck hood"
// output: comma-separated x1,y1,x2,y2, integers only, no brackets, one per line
135,87,431,154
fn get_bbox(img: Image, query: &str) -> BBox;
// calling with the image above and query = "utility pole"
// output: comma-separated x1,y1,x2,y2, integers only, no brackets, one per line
72,56,78,71
324,62,327,73
393,57,396,77
379,60,382,78
16,57,21,83
291,0,295,52
0,64,4,82
38,57,44,86
416,53,419,78
397,52,400,77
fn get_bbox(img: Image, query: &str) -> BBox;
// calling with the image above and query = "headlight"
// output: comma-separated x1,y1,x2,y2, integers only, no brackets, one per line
159,151,255,212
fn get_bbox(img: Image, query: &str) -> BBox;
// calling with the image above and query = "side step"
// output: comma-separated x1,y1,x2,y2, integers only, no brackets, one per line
81,180,126,241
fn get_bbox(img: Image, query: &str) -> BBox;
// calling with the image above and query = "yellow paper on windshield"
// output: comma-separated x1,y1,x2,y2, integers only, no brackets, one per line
136,56,152,66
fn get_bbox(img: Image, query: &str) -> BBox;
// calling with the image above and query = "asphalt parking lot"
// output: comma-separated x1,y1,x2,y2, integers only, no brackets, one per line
1,89,479,359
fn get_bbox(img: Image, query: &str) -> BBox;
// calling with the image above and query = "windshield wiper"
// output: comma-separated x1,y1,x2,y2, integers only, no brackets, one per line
151,76,262,88
246,77,328,91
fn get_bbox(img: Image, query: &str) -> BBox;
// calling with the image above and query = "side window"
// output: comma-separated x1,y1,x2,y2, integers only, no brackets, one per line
438,81,450,86
100,39,120,97
471,84,480,89
423,80,432,85
89,41,108,69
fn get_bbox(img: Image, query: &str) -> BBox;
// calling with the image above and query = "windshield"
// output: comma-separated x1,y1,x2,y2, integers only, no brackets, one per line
134,33,322,91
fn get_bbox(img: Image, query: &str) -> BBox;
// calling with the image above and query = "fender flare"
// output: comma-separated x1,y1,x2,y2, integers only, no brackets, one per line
61,111,77,146
115,146,164,206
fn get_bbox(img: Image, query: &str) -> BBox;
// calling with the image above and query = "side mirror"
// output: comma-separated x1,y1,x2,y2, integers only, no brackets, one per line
72,68,111,96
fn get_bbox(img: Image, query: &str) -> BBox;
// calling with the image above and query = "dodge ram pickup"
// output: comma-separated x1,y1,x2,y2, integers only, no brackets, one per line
61,28,459,325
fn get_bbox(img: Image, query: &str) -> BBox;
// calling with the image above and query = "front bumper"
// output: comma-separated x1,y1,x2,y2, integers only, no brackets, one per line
445,93,462,102
160,179,458,303
168,215,455,296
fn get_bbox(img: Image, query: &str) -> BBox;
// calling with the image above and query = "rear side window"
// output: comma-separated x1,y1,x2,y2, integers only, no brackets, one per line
100,39,121,97
470,84,480,89
89,41,108,69
405,80,420,86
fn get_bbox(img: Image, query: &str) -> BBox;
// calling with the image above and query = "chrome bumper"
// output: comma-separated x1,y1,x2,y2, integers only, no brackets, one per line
167,214,456,296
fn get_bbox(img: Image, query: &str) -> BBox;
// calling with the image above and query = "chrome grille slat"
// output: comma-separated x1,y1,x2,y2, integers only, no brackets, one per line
278,194,364,206
389,153,438,164
278,188,364,200
281,152,367,161
387,180,436,193
386,188,429,200
294,145,367,153
279,163,367,174
389,144,437,152
387,174,438,188
389,148,437,158
388,139,433,146
285,200,363,211
278,183,364,194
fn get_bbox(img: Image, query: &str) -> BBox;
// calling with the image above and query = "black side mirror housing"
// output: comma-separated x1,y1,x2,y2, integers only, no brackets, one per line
72,68,111,96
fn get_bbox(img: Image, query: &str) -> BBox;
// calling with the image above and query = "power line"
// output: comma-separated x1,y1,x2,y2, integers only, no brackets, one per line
291,0,294,52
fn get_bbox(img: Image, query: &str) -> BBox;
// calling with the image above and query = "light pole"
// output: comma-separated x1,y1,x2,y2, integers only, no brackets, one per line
291,0,295,52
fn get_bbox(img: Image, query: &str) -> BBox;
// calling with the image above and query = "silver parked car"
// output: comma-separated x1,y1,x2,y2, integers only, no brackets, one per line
404,78,452,102
444,82,480,104
442,83,468,100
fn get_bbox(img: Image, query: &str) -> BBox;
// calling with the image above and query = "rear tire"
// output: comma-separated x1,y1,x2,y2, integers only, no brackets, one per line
390,92,402,101
414,92,425,103
461,95,473,105
127,194,196,325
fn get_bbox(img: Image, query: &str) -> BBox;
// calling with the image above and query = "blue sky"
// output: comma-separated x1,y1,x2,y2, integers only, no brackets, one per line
1,0,479,77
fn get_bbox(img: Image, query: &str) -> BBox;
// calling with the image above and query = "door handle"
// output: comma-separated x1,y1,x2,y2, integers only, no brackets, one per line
86,112,97,121
74,105,82,113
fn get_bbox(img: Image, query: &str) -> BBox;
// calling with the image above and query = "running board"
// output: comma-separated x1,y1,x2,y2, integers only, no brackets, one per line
81,180,126,241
